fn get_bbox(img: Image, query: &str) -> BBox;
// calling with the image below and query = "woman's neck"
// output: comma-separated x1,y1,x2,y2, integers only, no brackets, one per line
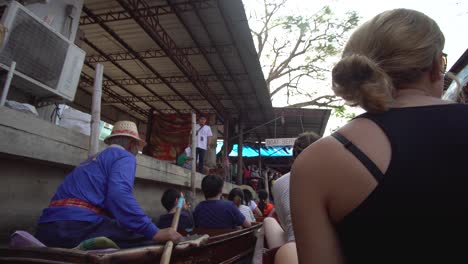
391,88,450,108
396,88,430,96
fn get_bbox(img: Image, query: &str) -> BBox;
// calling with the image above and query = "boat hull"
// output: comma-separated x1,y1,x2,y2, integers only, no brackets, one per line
0,224,262,264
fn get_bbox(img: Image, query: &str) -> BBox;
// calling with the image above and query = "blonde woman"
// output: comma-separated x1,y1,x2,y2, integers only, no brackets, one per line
291,9,466,263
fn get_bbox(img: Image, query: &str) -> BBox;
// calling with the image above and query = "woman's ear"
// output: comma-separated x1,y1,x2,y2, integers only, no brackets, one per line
430,57,443,82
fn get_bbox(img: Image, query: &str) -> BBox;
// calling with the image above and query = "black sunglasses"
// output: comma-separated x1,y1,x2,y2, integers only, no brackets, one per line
441,53,448,74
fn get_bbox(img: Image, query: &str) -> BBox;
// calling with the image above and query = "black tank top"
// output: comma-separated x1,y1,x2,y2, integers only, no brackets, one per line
332,104,468,263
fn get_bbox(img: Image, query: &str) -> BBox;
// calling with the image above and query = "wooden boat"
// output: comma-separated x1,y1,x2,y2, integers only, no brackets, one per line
255,216,265,222
0,223,262,264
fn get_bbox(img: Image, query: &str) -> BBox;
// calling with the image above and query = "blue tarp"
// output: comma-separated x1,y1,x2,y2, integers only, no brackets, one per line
216,141,292,157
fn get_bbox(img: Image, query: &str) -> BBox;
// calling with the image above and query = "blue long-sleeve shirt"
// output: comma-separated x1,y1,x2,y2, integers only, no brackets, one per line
38,145,158,240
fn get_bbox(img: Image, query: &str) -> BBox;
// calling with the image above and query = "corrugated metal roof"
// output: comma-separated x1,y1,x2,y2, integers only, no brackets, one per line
79,0,273,126
249,108,332,140
77,0,330,139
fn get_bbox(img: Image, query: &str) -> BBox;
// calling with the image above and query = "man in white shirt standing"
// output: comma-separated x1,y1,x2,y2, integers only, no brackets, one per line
195,115,213,173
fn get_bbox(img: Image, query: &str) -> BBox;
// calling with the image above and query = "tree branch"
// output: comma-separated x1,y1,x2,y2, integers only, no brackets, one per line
270,27,306,78
249,0,360,109
270,82,290,97
288,95,342,108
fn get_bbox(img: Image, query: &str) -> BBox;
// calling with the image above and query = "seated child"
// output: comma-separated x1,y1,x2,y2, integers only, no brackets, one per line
257,189,274,217
243,189,263,217
157,188,193,231
228,188,255,223
176,146,193,169
194,175,251,229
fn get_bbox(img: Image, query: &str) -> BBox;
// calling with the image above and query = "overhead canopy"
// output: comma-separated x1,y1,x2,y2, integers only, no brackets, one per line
229,144,292,158
243,107,332,141
215,141,292,157
77,0,273,128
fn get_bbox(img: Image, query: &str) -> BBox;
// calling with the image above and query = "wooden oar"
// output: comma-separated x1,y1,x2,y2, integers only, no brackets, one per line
160,196,185,264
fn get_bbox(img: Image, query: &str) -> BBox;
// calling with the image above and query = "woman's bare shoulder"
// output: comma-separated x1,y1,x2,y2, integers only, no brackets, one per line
292,118,389,222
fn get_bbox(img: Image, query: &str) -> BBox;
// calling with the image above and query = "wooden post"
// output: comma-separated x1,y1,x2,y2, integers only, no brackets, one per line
0,61,16,107
191,112,197,195
89,63,103,156
264,171,270,198
258,139,262,172
205,114,217,168
143,109,154,156
223,118,230,182
258,139,262,189
237,123,243,185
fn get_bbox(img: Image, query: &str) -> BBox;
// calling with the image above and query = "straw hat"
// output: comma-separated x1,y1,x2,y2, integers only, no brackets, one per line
104,121,145,145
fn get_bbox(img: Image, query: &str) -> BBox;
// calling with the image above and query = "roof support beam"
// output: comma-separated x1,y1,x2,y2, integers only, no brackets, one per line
85,45,234,63
82,38,179,114
101,95,208,103
80,0,216,25
167,0,241,120
82,7,198,114
98,94,239,103
75,86,141,124
116,0,226,120
99,105,217,115
83,62,165,116
80,72,149,120
217,3,274,138
82,73,249,86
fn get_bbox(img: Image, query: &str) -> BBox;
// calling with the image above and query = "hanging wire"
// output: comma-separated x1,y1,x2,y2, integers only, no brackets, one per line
50,103,61,123
274,113,277,138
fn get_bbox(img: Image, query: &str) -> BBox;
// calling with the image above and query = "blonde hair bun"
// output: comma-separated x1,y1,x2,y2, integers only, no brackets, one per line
332,54,394,113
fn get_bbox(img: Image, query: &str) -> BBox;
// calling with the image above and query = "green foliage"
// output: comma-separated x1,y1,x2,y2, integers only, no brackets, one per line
329,105,357,133
333,105,356,120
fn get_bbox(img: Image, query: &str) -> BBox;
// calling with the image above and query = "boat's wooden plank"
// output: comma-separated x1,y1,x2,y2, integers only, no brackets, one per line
0,247,98,264
0,257,77,264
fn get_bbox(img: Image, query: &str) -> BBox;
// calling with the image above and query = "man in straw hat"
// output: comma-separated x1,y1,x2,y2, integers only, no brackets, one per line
35,121,182,248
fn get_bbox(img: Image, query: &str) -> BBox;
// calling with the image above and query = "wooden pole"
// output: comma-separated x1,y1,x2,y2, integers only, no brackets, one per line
0,61,16,107
143,109,154,156
264,172,270,200
237,123,243,185
89,63,103,156
258,140,262,171
191,112,197,195
223,118,229,182
160,196,185,264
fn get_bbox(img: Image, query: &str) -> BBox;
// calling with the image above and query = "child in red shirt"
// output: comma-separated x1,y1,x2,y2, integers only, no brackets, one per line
257,189,274,216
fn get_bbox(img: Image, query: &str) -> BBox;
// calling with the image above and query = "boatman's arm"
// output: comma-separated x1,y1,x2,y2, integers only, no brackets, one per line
106,154,181,242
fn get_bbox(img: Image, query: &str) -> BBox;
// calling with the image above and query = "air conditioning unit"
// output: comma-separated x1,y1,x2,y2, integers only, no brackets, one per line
24,0,84,43
0,1,85,101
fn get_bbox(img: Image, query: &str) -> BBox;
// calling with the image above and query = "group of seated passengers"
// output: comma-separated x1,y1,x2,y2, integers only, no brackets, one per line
157,175,254,231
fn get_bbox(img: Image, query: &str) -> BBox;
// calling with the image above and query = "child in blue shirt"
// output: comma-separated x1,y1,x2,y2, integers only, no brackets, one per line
157,188,193,231
194,175,251,229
